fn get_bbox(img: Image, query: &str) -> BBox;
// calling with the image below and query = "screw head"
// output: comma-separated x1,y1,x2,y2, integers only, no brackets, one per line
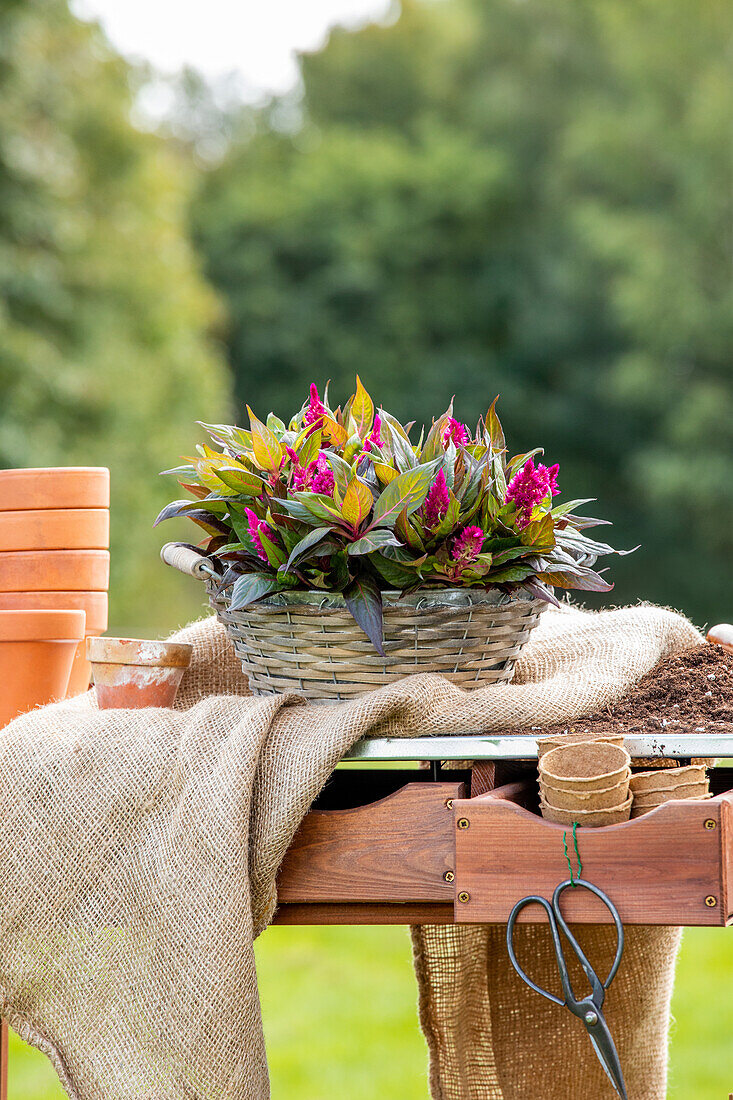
458,891,470,903
705,895,718,908
444,870,455,883
584,1010,598,1026
445,799,454,810
704,818,717,830
457,818,470,830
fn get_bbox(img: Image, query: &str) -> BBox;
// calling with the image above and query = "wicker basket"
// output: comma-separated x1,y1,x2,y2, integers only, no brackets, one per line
162,543,544,703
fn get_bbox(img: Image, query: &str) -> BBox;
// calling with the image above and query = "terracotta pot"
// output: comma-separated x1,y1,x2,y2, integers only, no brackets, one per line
0,467,109,511
0,609,86,728
88,637,192,709
0,592,109,697
0,550,109,592
0,590,108,630
0,508,109,551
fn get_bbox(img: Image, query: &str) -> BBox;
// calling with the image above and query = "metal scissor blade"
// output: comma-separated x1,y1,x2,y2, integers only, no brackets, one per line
586,1017,628,1099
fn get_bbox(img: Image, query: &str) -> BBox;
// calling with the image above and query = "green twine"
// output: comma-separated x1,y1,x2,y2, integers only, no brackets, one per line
562,822,582,885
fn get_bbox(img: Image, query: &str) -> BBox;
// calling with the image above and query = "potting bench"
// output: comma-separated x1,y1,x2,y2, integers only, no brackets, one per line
3,731,733,1097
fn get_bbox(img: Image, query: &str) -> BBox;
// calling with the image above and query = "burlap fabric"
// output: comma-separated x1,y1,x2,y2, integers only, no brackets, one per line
0,604,701,1099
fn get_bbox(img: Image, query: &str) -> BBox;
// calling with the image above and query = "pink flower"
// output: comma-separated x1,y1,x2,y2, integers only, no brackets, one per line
505,458,560,529
422,468,450,528
309,454,335,495
451,525,484,564
357,414,385,462
244,507,277,563
442,418,470,447
305,383,326,426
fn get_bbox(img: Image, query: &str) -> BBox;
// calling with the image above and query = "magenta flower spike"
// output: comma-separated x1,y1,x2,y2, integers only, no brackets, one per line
451,525,484,564
245,506,277,562
305,383,326,425
309,454,335,495
422,468,451,528
442,418,470,447
505,458,560,528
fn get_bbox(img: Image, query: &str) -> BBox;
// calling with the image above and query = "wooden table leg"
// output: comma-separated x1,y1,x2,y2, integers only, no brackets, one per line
0,1020,8,1100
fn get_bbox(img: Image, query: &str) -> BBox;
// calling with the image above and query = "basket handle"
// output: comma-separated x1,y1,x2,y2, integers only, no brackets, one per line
160,542,219,580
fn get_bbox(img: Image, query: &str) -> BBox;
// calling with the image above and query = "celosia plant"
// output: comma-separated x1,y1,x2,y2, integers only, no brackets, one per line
156,378,629,653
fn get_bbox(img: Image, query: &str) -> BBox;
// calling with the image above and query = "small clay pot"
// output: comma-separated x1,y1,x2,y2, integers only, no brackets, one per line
540,778,630,811
0,609,86,728
707,624,733,655
540,795,632,827
539,742,631,791
88,637,192,709
0,550,110,592
0,508,109,551
0,467,110,511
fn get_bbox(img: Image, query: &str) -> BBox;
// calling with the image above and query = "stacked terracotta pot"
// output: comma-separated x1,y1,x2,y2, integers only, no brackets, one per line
538,741,632,826
0,468,110,722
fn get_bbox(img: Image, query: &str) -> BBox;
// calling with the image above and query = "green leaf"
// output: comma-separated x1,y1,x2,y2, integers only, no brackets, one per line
228,573,279,611
286,526,338,571
550,498,595,519
370,462,437,529
485,396,505,455
370,552,419,588
293,491,349,527
485,564,535,583
347,530,402,555
323,452,353,496
343,572,385,655
258,530,286,568
215,466,265,496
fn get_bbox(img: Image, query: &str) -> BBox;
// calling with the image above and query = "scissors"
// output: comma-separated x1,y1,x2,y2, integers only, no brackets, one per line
506,877,628,1099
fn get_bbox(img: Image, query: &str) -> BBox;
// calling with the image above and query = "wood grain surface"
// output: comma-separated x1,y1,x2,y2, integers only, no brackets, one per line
277,781,462,904
454,784,731,925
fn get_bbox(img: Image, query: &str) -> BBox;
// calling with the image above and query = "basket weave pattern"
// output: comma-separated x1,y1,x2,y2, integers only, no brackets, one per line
207,584,543,702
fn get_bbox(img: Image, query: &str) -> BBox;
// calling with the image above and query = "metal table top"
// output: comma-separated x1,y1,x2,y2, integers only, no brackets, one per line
343,733,733,762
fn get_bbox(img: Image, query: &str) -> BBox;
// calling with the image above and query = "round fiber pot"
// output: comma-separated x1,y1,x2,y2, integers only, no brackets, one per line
540,778,630,811
0,609,86,728
539,742,631,792
0,508,109,551
0,467,109,511
88,637,192,709
537,732,625,761
632,782,710,808
540,795,632,828
630,790,712,819
630,765,707,795
0,550,109,593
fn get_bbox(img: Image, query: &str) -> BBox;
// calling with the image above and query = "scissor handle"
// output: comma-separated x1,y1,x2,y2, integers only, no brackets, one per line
506,895,566,1007
552,878,625,1002
506,879,624,1010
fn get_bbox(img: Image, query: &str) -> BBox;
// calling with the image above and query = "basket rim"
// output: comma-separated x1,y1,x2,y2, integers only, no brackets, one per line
221,585,542,612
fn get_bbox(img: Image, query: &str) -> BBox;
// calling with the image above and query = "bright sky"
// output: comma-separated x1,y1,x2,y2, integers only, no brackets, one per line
72,0,394,99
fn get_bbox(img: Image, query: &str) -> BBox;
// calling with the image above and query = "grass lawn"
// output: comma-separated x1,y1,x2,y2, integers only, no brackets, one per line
6,925,733,1098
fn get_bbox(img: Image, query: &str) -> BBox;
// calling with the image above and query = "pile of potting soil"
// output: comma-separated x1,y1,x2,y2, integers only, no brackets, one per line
520,643,733,740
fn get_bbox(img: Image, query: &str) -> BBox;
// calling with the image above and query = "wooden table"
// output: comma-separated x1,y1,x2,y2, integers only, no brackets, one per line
4,733,733,1097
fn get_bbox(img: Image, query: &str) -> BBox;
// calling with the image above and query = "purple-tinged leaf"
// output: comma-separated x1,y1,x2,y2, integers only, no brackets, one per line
229,573,280,611
343,572,385,655
286,526,339,571
347,530,403,555
370,462,437,529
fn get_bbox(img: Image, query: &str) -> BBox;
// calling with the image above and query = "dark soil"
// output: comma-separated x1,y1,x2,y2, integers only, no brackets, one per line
522,644,733,739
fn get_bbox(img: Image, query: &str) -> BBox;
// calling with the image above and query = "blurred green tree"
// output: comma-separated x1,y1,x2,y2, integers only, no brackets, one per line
192,0,732,623
0,0,231,633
